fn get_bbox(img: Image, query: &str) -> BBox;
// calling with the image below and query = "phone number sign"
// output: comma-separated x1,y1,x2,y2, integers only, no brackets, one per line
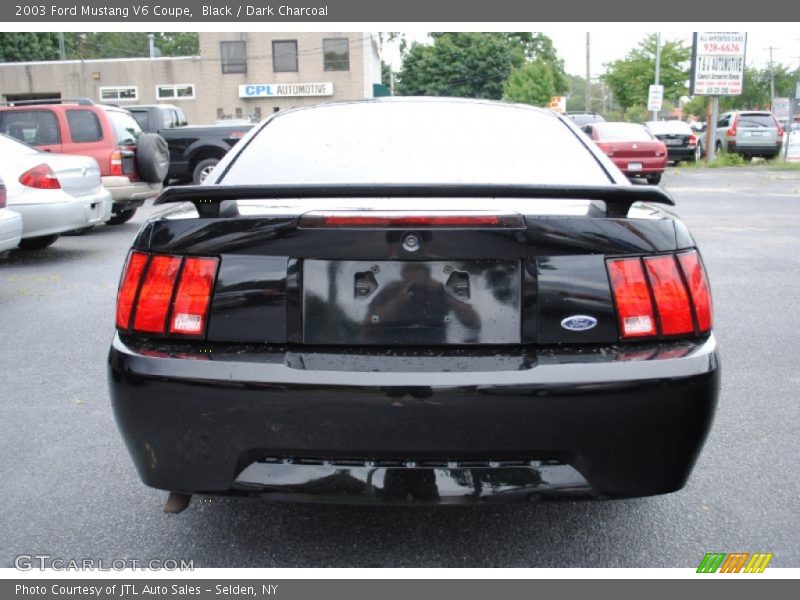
690,32,747,96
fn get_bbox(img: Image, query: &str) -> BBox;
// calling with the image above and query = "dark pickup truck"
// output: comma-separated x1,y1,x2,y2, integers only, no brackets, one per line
127,105,253,184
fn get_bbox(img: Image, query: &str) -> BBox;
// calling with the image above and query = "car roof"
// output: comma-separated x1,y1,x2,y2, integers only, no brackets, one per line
128,104,181,110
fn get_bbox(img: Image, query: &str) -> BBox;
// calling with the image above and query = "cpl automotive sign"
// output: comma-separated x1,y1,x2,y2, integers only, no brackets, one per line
239,83,334,98
690,32,747,96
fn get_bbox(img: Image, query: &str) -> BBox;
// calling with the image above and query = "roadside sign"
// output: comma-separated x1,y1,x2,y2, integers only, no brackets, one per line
547,96,566,113
773,98,791,122
787,131,800,163
648,85,664,112
690,32,747,96
239,82,334,98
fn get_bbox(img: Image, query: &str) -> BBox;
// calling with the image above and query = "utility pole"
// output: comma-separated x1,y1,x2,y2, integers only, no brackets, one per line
58,33,66,60
785,55,800,161
768,46,779,111
585,33,591,112
652,33,662,121
148,34,156,59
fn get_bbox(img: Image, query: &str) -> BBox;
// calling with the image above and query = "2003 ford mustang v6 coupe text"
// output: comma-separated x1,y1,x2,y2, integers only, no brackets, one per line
108,98,719,510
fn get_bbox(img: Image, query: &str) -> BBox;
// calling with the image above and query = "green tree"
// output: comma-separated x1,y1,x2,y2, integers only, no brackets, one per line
396,33,520,99
153,33,199,56
64,33,199,59
396,32,567,100
603,34,691,111
0,33,60,62
506,32,568,94
381,60,392,88
503,60,556,107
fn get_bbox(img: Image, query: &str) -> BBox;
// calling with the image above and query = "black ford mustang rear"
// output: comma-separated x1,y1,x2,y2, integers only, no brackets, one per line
108,99,719,506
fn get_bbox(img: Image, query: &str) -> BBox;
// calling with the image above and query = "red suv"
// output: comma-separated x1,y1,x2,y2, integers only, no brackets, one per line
0,99,168,224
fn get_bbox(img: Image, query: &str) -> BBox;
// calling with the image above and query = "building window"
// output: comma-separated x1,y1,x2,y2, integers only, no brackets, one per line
98,86,138,102
323,38,350,71
156,84,196,100
253,107,262,121
272,40,298,72
221,41,247,74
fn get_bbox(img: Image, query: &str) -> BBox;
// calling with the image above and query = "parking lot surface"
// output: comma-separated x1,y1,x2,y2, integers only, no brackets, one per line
1,167,798,568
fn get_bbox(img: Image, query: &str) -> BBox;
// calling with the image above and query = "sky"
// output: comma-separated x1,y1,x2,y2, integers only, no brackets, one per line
384,28,800,78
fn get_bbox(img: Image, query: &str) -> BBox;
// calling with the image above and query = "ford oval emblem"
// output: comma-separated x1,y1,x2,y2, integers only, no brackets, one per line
561,315,598,332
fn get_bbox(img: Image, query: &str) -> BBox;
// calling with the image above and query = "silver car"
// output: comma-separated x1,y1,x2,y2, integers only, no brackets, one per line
0,133,112,249
697,110,783,160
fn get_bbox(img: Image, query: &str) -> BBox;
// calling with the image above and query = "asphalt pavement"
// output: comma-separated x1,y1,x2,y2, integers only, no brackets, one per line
1,167,798,568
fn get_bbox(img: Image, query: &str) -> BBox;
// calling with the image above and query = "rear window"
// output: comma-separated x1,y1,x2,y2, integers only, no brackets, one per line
66,109,103,143
738,114,777,128
0,109,60,145
220,101,611,186
129,110,150,131
105,110,142,145
593,123,653,142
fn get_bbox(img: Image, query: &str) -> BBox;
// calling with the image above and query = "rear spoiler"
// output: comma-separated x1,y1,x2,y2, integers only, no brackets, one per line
154,184,675,218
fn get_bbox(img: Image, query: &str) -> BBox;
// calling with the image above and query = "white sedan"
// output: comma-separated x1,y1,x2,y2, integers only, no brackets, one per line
0,133,112,250
0,178,23,253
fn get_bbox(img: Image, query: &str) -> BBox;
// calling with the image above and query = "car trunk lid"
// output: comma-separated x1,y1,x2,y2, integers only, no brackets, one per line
47,155,103,196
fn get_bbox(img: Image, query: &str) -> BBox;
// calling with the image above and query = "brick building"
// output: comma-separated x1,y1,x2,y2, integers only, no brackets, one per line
0,32,384,123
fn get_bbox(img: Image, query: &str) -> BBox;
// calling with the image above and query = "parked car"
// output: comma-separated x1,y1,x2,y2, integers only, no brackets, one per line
0,98,168,224
565,111,605,128
126,104,252,184
0,176,23,253
109,98,718,509
0,133,112,249
645,120,697,164
697,110,784,160
583,122,667,184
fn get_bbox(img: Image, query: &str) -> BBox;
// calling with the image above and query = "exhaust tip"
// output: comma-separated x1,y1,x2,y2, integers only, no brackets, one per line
164,492,192,514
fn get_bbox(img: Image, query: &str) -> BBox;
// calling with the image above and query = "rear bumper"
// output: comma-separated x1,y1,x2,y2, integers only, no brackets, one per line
613,158,666,176
11,188,112,237
666,147,696,161
102,177,161,207
0,209,23,252
108,335,720,502
727,143,781,157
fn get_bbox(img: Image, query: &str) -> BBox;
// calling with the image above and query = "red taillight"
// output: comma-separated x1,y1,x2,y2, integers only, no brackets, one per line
19,163,61,189
115,251,149,329
169,257,219,336
677,251,713,333
0,185,6,209
132,255,182,333
299,211,525,229
596,141,614,156
726,115,738,137
776,120,784,141
115,252,219,338
607,258,657,338
230,131,247,139
608,251,713,340
644,255,694,336
688,134,697,147
110,150,123,177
